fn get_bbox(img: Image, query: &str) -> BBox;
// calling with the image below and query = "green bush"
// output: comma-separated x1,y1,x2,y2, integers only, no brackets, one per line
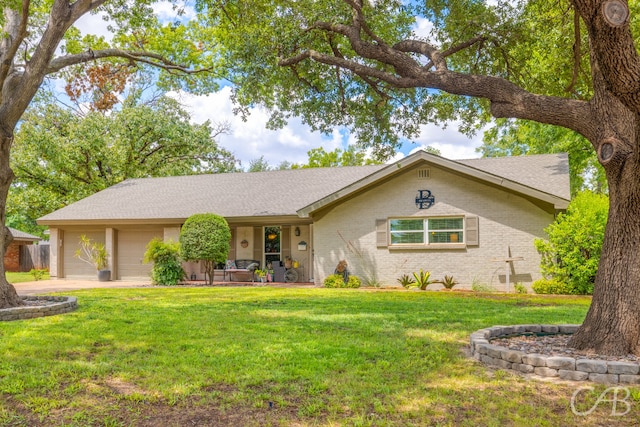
471,280,495,293
29,268,47,281
324,274,361,288
534,191,608,295
180,213,231,286
531,278,574,295
513,282,528,294
144,238,185,286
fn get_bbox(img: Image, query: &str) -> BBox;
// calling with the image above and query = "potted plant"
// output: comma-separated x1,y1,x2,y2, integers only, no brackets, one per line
75,235,110,281
254,269,267,283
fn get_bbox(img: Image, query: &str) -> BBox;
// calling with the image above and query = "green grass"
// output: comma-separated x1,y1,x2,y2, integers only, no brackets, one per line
6,271,49,284
0,288,636,426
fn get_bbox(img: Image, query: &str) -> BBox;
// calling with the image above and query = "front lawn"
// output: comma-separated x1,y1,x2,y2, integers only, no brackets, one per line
6,271,49,284
0,288,635,426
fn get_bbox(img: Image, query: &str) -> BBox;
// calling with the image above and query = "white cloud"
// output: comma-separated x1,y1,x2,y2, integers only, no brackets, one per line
413,17,434,39
390,123,485,163
172,89,484,169
73,11,113,41
408,123,484,159
170,88,343,169
72,2,196,41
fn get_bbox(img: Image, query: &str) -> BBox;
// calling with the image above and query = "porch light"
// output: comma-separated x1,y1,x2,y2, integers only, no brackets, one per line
267,232,277,241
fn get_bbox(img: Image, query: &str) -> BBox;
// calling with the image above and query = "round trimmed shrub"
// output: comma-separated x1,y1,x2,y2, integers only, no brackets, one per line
180,213,231,285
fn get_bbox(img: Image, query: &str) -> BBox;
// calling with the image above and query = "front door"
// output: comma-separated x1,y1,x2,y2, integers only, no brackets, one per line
264,226,281,266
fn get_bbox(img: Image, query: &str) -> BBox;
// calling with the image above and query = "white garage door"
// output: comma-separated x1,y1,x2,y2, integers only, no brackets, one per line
63,230,105,279
117,229,163,279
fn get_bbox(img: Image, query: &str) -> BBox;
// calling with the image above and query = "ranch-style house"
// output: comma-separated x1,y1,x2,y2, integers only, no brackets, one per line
38,150,570,289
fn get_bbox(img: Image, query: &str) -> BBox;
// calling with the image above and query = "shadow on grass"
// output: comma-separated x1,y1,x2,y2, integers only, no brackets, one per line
0,288,599,426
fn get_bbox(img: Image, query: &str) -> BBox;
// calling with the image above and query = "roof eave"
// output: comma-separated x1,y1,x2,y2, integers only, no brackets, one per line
298,151,570,217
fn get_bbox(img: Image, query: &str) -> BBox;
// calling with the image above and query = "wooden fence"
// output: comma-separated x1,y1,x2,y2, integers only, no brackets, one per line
20,243,50,271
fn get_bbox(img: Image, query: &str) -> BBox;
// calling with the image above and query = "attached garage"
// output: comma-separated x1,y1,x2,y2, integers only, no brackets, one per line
115,228,163,279
62,230,106,279
59,227,163,280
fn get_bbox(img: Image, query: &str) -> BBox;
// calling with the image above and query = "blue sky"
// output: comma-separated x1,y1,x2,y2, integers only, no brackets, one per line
72,3,485,169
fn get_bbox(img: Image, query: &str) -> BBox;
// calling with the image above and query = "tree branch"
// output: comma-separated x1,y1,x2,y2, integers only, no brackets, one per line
47,49,212,75
280,48,595,141
0,1,31,100
1,0,107,129
393,40,447,71
311,21,423,79
280,0,598,140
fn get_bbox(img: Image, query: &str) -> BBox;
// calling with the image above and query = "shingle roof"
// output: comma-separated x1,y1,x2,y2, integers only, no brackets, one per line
458,153,570,200
38,165,385,223
38,152,570,224
9,227,41,241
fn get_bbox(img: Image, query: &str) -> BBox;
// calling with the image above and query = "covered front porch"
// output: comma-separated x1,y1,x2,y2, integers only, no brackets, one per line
182,222,314,283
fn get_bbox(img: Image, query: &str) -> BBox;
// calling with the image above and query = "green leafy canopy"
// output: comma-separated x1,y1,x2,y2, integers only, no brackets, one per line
200,0,593,158
9,94,238,228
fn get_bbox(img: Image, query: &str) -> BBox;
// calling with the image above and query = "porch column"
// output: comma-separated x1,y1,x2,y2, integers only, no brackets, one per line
105,228,116,279
49,228,61,279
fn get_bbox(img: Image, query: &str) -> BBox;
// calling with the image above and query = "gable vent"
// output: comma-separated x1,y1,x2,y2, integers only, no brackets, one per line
417,168,431,179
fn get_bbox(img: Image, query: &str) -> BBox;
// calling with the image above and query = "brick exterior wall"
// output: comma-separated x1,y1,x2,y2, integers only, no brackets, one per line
312,164,554,289
4,243,21,272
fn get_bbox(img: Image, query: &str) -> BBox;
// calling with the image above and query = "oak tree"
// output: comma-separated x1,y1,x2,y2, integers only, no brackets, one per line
10,94,237,229
0,0,218,307
207,0,640,356
300,146,380,168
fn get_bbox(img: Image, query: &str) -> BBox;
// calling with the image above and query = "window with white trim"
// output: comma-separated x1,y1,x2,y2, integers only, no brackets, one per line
389,217,465,246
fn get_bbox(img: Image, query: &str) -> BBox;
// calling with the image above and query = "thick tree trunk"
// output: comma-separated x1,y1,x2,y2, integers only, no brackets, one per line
0,133,22,309
569,110,640,355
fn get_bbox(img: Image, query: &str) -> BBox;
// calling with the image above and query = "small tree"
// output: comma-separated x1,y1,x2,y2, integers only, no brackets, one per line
535,191,609,295
179,213,231,286
74,235,108,271
143,238,185,286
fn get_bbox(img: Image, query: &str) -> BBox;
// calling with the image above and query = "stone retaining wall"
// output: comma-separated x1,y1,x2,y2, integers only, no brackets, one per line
470,324,640,385
0,296,77,321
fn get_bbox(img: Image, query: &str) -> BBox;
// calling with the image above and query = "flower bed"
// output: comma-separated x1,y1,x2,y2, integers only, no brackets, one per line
0,296,77,321
470,324,640,384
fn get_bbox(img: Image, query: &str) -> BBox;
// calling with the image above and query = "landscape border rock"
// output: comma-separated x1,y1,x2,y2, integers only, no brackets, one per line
470,324,640,385
0,296,77,321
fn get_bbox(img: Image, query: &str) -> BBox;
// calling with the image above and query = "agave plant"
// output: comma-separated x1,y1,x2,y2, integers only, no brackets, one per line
441,275,458,290
397,274,416,288
413,269,435,290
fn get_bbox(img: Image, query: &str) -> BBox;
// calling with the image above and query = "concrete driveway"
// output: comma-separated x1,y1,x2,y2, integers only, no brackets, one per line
13,279,152,295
